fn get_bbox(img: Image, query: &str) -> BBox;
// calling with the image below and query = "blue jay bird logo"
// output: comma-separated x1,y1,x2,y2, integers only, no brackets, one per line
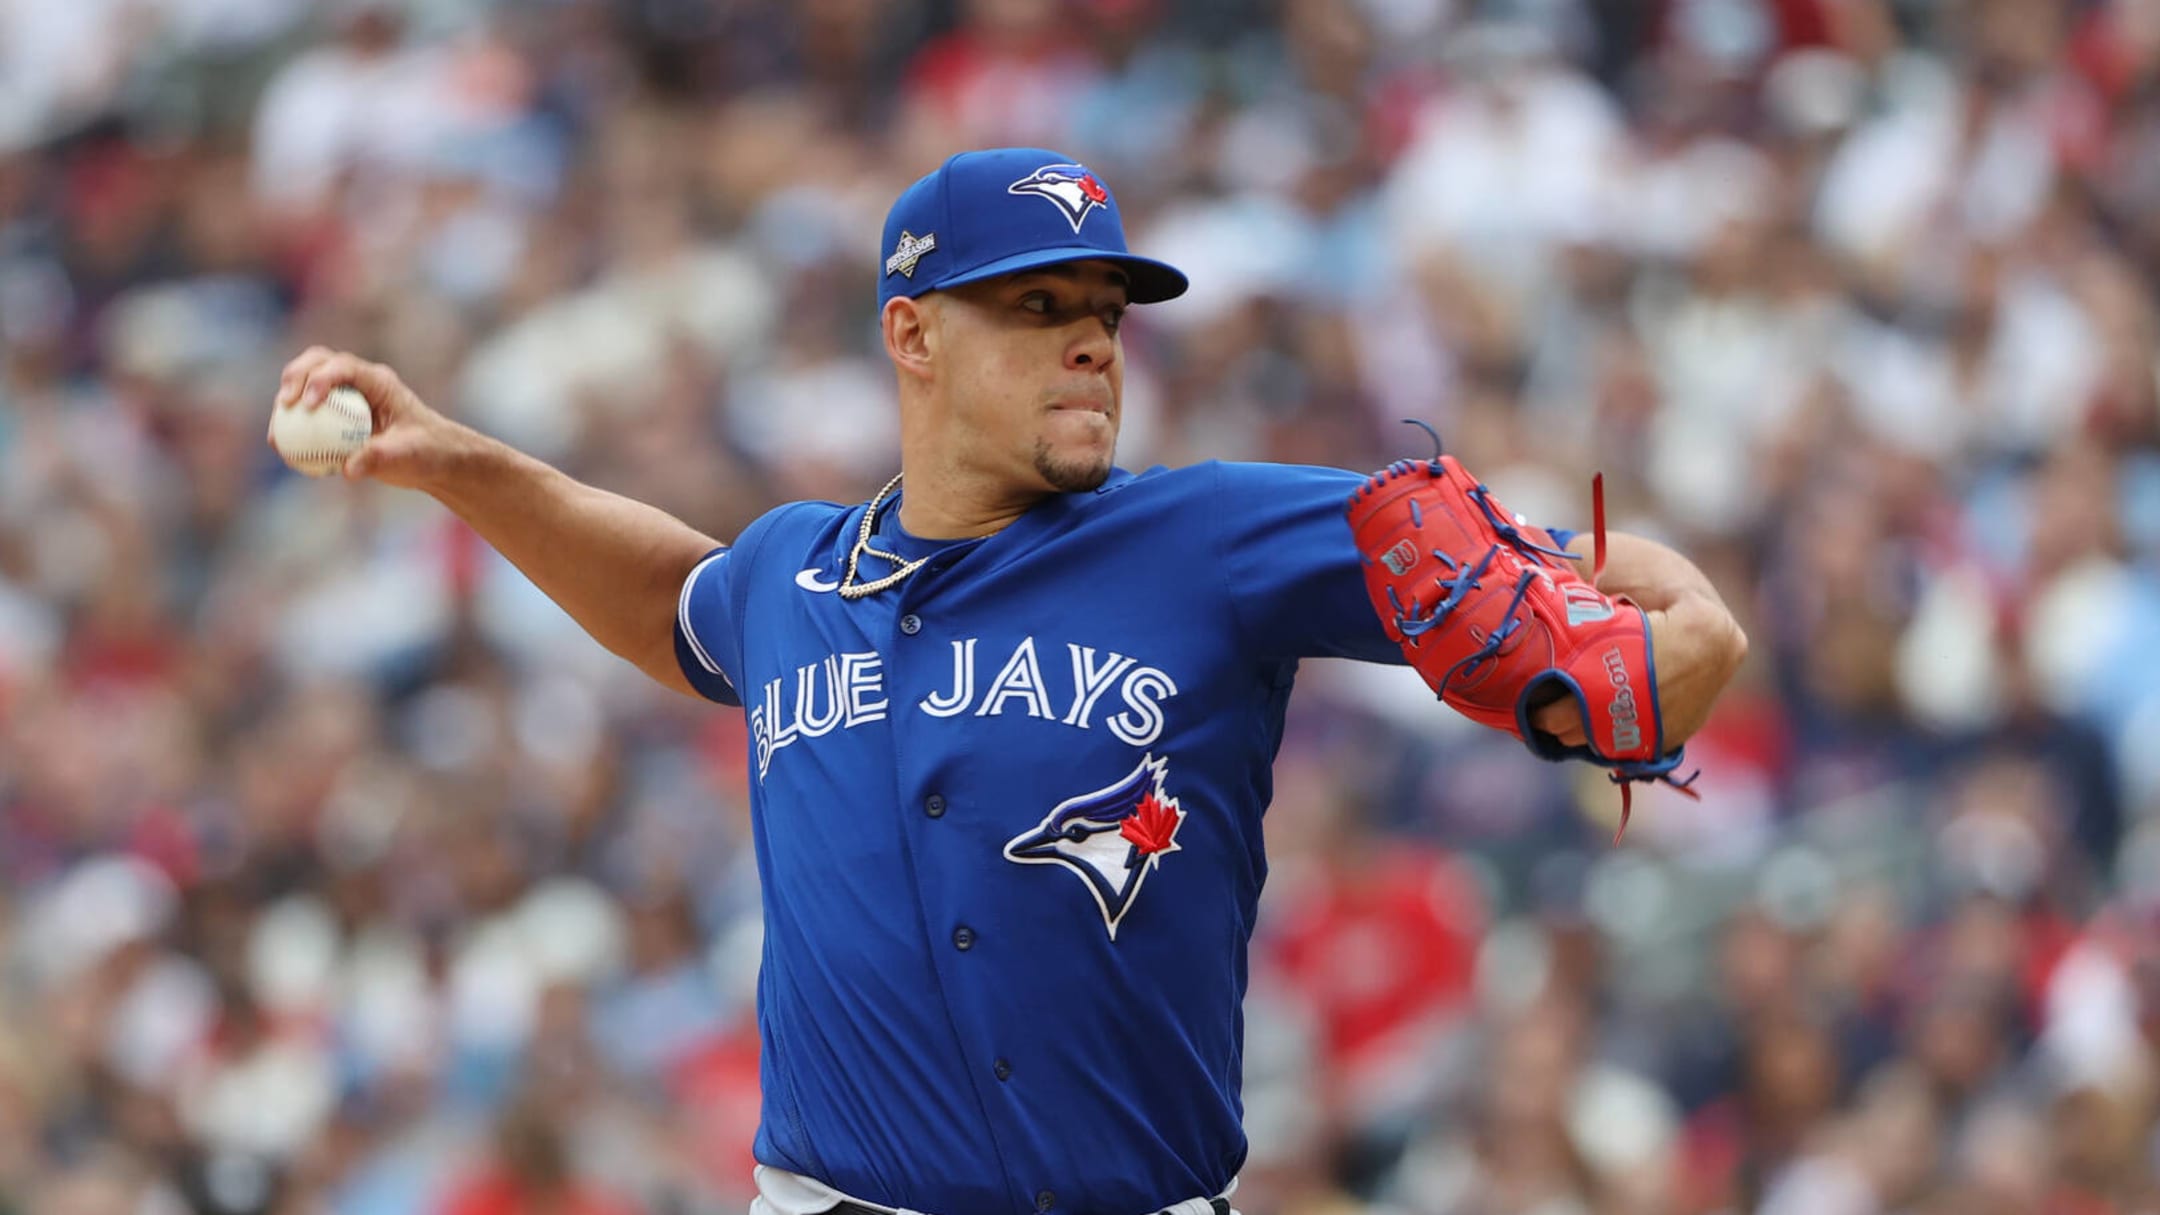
1003,754,1186,939
1007,163,1111,233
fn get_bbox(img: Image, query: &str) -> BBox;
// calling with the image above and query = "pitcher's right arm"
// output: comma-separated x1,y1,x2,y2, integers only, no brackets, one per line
272,348,720,697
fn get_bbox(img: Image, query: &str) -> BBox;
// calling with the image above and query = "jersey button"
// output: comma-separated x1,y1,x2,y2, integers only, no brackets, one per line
899,613,922,635
1035,1192,1055,1211
925,794,947,818
993,1058,1012,1081
952,926,975,950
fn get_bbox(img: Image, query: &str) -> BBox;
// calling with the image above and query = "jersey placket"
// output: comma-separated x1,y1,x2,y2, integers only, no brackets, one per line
879,544,1037,1207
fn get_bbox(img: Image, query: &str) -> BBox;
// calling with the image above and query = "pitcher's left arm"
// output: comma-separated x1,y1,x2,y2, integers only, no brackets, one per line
1528,532,1748,748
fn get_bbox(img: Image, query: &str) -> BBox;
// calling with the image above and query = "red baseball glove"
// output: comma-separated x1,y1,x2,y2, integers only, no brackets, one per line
1345,424,1697,839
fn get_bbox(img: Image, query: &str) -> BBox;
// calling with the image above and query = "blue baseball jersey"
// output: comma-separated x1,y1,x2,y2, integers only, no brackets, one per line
672,461,1560,1215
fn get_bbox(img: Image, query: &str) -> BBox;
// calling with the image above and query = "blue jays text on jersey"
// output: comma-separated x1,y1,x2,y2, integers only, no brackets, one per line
744,635,1181,779
671,462,1576,1215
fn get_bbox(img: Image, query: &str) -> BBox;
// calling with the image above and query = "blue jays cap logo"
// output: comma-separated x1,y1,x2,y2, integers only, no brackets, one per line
1007,163,1111,234
1003,754,1186,939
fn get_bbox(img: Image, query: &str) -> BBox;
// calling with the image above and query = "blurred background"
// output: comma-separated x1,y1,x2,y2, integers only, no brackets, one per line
4,0,2160,1212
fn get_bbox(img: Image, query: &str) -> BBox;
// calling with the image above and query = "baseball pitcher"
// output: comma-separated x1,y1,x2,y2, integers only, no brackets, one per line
272,148,1747,1215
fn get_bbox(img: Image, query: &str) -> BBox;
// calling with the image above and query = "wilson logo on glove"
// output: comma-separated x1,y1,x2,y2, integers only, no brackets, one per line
1345,422,1699,840
1603,647,1643,752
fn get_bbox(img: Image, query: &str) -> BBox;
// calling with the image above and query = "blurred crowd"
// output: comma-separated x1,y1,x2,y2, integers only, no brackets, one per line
4,0,2160,1212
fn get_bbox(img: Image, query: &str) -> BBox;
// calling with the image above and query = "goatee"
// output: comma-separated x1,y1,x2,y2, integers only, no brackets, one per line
1034,442,1112,493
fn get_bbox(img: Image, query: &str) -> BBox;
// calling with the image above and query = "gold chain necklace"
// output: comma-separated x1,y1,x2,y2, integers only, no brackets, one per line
838,473,927,600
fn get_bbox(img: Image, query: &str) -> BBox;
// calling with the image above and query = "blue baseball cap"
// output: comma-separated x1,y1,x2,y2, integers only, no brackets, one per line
877,148,1188,309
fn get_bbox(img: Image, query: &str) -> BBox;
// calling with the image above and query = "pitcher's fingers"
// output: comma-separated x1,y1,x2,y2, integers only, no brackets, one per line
276,346,333,408
298,353,375,409
299,357,401,429
1532,702,1586,745
334,360,404,427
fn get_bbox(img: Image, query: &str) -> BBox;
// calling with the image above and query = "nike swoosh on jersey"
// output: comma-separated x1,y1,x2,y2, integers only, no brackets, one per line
796,568,840,593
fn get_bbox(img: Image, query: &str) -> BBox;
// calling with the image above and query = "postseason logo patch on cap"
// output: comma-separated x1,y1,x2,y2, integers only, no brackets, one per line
885,230,937,278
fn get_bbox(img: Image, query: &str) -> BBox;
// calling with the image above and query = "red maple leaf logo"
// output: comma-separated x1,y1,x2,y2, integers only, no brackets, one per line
1078,175,1108,205
1120,791,1181,857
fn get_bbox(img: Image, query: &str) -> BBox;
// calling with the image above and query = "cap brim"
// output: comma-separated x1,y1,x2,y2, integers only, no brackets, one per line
930,246,1188,304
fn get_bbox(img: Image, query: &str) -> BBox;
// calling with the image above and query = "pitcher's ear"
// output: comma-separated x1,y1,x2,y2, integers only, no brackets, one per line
884,295,936,382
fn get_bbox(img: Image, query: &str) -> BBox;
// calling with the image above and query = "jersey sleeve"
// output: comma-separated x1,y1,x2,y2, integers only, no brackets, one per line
1210,461,1580,664
674,545,743,705
1211,461,1406,664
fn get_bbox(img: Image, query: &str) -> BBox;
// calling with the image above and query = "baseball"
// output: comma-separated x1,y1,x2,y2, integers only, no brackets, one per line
273,386,373,477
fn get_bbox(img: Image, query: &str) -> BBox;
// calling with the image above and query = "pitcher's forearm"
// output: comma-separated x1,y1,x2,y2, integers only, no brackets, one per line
1568,531,1726,612
1539,530,1746,748
271,349,725,694
426,426,720,689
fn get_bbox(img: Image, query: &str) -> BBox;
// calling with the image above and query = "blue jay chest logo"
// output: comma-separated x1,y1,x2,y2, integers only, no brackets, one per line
1003,754,1186,939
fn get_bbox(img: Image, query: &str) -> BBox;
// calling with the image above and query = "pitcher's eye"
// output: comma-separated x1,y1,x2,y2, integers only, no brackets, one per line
1020,293,1051,315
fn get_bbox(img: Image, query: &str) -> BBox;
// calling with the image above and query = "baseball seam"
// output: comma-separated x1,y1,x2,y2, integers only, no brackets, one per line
279,396,371,471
